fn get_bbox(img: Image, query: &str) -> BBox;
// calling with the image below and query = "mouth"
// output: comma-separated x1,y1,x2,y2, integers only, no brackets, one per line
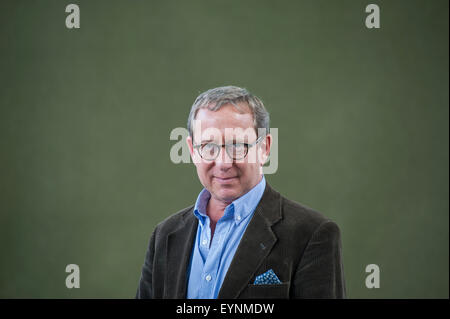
213,176,238,183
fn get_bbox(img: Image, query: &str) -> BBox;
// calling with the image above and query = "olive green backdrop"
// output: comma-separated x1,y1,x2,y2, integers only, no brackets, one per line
0,0,448,298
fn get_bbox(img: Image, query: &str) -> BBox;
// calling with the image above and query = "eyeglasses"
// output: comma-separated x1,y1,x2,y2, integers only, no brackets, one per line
193,135,264,161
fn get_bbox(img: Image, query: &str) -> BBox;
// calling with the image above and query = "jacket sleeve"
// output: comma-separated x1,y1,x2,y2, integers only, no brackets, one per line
135,228,157,299
293,220,346,298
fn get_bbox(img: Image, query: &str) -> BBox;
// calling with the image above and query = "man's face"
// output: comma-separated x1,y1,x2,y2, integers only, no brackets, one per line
186,103,271,204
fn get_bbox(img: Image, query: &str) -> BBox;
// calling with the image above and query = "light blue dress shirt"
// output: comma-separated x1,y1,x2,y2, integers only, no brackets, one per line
186,175,266,299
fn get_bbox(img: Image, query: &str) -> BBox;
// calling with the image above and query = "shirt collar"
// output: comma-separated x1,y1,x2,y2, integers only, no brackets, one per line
193,188,211,226
193,175,266,226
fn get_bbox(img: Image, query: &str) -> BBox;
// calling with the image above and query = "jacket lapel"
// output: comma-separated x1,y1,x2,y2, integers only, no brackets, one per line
218,183,282,298
165,208,198,298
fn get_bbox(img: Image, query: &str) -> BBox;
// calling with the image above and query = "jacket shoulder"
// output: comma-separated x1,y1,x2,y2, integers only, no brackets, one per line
154,205,195,235
279,195,337,233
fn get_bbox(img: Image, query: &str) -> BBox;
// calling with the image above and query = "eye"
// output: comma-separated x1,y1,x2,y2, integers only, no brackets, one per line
230,143,246,156
202,143,215,151
201,143,219,158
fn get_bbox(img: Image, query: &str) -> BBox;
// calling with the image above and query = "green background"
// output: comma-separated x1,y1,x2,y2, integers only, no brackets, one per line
0,0,448,298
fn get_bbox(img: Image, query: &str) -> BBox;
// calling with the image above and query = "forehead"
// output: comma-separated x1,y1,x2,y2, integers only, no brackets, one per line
194,102,254,130
193,103,256,142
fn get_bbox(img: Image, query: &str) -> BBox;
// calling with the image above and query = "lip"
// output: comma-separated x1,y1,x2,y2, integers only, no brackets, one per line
213,176,238,183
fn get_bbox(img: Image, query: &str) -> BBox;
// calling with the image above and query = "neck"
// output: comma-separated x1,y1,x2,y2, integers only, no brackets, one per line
207,196,231,224
206,196,231,240
206,175,264,236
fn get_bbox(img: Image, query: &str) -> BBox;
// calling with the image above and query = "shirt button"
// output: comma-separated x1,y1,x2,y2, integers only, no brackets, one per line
205,275,212,281
236,215,241,221
202,239,207,246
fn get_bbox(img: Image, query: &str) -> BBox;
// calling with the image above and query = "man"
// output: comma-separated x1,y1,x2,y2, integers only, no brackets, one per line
136,86,346,299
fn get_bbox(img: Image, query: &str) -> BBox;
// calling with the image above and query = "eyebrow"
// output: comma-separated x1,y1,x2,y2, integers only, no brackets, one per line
199,138,247,144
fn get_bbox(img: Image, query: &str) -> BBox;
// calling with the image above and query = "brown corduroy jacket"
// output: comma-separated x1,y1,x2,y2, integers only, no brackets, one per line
136,182,346,299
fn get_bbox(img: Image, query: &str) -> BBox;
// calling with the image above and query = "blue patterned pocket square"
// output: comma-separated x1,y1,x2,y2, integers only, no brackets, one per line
253,269,282,285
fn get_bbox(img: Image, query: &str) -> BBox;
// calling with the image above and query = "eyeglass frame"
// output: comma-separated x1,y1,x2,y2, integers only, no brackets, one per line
193,135,265,161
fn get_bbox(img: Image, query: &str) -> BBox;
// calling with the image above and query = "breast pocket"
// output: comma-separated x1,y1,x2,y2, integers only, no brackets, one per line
240,282,290,299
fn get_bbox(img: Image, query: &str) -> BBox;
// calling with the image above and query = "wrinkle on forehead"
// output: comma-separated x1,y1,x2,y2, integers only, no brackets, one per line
193,104,256,143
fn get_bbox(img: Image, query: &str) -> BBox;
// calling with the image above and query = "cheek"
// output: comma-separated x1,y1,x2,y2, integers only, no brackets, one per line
196,162,213,180
245,148,264,167
235,162,259,179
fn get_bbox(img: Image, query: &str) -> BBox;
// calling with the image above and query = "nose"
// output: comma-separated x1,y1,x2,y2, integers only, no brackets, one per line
214,145,234,169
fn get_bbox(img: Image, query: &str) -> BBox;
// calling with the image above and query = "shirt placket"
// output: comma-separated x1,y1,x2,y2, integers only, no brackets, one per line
198,212,232,298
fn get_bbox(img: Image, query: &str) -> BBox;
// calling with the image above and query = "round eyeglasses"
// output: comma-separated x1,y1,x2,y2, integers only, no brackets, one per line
193,135,264,161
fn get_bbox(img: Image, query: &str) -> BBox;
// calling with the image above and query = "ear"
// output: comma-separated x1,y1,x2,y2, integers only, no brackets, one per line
186,135,194,158
259,134,272,166
187,134,205,165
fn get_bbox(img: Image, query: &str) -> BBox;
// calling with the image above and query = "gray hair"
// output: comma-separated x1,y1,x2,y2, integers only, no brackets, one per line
187,85,270,138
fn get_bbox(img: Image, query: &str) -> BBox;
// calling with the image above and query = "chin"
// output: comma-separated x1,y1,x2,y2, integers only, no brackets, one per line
214,187,242,202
